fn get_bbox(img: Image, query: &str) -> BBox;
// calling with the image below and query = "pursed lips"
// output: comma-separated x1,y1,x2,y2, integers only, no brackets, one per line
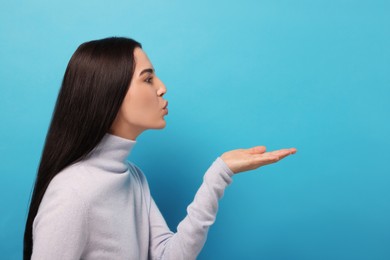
162,101,168,109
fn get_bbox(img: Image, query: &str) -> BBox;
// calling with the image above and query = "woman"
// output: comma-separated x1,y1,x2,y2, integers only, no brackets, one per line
23,36,297,260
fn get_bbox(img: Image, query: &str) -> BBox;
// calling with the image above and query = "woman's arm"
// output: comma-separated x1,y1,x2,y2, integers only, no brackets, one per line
140,145,296,260
146,157,234,260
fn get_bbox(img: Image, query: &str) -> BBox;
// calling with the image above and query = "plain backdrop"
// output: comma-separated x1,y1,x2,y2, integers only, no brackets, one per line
1,0,389,259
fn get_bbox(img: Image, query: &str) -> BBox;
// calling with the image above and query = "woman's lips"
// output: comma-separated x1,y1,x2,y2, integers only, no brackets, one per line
162,101,168,115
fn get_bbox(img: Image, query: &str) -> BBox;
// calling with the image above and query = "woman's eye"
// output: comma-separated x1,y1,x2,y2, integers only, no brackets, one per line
145,77,153,84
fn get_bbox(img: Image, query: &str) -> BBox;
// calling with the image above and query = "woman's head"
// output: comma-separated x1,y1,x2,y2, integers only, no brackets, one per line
23,36,159,259
109,46,168,140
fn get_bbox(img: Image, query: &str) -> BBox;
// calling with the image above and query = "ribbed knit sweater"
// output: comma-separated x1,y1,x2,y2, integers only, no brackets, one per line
31,132,234,260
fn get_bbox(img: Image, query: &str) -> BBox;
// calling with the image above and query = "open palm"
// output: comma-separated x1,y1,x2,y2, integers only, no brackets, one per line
220,146,297,174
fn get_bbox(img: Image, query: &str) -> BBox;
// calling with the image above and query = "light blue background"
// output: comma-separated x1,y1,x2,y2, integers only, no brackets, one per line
1,0,389,259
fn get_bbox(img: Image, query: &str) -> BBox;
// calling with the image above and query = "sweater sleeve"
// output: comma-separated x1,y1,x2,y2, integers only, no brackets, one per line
31,186,89,260
146,156,234,260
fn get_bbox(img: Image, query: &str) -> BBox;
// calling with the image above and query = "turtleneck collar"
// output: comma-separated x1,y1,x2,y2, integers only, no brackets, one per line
84,132,137,173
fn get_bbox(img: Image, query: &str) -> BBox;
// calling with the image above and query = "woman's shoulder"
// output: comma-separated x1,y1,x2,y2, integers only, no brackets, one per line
42,162,98,205
127,161,151,190
36,163,89,217
49,161,89,189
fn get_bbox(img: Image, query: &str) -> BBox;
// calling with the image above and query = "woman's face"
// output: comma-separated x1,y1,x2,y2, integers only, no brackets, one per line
109,47,168,140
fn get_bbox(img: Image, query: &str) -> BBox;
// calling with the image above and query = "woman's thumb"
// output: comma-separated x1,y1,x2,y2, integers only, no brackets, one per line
248,146,266,154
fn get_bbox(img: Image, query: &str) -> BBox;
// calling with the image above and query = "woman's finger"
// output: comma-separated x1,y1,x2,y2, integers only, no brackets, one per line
267,149,295,157
275,149,295,159
253,149,295,164
253,153,280,164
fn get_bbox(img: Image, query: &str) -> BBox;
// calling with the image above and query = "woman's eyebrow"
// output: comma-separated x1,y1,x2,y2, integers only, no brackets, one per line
139,68,155,76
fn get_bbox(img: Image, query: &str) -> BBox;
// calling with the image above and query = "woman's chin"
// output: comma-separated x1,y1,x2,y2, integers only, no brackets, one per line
159,119,167,128
152,119,167,129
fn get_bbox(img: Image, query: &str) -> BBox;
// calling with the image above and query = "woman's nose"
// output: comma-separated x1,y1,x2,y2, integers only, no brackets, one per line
157,79,167,96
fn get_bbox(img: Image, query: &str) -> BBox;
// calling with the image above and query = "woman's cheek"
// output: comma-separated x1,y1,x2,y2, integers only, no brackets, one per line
144,90,158,110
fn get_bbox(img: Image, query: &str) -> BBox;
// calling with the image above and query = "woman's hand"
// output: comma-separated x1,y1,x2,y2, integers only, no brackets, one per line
220,146,297,174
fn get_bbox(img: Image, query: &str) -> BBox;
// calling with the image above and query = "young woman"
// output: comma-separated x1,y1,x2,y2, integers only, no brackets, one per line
23,36,297,260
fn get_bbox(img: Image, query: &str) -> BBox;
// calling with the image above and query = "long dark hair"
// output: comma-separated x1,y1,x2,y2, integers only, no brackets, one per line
23,36,142,259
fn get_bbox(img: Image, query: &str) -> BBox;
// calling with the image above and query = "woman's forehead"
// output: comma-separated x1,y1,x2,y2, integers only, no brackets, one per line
134,48,152,68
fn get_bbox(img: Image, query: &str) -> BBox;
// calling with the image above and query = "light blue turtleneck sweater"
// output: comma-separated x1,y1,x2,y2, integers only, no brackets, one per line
31,133,235,260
